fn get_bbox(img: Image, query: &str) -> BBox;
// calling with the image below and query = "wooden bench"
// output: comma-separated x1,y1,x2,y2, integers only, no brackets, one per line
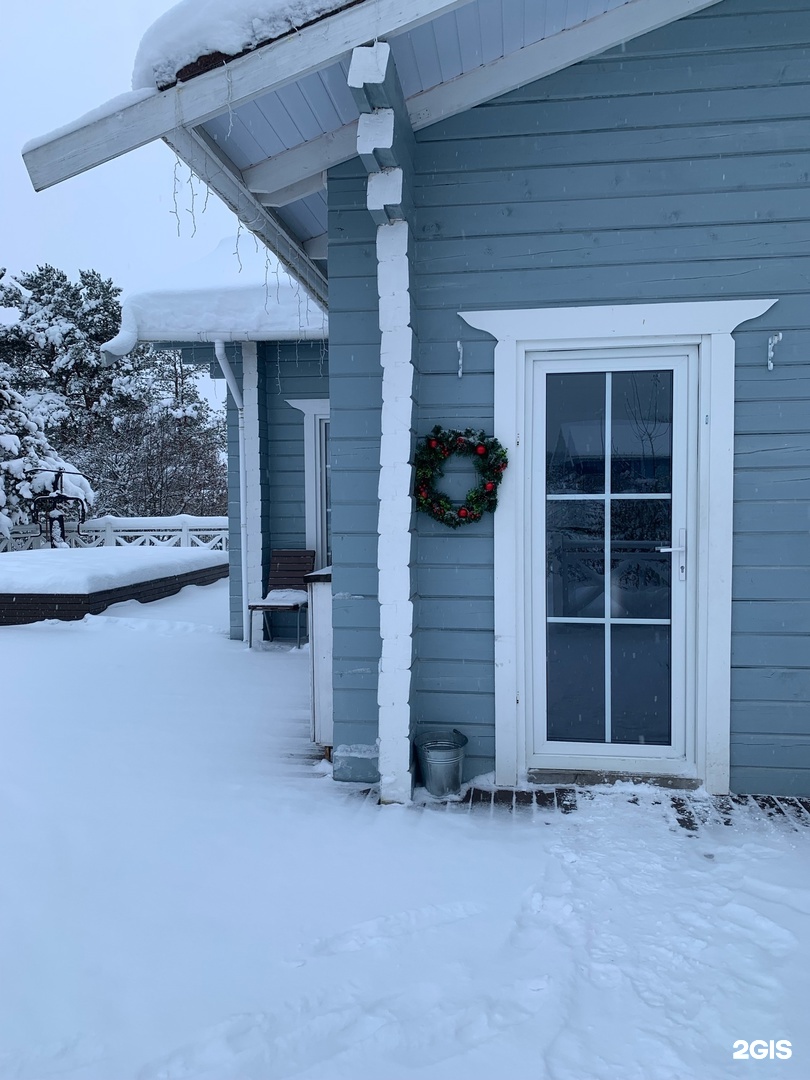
248,549,316,648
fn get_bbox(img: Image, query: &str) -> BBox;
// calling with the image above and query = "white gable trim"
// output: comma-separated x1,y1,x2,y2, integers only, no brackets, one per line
459,300,777,794
23,0,478,192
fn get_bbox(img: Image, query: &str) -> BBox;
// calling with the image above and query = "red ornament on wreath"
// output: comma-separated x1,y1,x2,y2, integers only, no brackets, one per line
413,425,509,529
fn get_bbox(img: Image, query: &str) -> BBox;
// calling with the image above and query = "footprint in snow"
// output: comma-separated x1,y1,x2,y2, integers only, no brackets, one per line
138,993,397,1080
307,900,485,956
0,1034,104,1080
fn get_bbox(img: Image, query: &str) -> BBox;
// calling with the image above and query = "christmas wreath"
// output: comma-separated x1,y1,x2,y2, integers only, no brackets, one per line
414,426,508,528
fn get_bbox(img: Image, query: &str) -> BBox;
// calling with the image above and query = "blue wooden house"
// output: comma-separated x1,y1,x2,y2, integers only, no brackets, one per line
24,0,810,800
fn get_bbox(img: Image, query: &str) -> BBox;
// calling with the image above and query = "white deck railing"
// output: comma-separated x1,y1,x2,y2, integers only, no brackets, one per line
0,515,229,552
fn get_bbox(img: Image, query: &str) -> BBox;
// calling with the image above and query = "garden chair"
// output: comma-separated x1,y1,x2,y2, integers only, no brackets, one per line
248,549,316,648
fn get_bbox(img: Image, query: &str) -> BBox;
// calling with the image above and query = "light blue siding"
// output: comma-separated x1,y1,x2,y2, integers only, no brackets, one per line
327,163,384,752
225,342,328,640
223,350,244,641
327,0,810,794
259,340,329,640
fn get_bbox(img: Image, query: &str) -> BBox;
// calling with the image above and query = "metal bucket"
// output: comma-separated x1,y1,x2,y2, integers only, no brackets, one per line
414,728,468,797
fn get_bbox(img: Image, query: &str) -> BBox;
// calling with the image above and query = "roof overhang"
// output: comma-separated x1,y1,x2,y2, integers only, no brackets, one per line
23,0,724,306
101,282,328,360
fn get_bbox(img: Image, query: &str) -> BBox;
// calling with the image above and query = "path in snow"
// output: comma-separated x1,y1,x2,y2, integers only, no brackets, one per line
1,580,808,1079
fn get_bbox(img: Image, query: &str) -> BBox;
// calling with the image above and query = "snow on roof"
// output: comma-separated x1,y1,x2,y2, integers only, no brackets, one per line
102,236,328,356
133,0,354,89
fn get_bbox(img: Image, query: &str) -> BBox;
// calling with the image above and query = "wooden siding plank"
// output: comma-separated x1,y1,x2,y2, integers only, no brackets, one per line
732,669,810,704
503,45,810,102
733,533,810,566
732,701,810,736
412,659,495,694
423,83,810,141
415,156,810,208
733,601,810,634
607,11,810,57
415,188,810,240
413,691,495,726
734,568,810,602
416,222,810,276
729,766,810,798
734,501,810,533
732,635,810,668
732,733,810,769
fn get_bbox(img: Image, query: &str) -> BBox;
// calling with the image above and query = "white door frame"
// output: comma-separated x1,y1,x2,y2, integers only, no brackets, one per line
459,301,777,794
286,398,330,566
528,346,693,773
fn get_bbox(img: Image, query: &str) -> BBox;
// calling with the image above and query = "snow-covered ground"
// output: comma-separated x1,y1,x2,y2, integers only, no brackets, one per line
1,579,808,1079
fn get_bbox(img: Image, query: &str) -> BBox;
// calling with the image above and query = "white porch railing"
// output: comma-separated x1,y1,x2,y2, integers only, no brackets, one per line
0,515,229,552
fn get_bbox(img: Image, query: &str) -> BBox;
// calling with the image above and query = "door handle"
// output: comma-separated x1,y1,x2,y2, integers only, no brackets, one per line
656,529,686,581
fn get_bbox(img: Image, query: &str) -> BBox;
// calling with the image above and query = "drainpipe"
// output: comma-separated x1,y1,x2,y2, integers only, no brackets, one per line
214,340,249,642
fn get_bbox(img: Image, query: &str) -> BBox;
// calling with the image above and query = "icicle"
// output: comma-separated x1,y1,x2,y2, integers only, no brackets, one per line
186,167,197,238
225,65,235,138
171,156,182,237
457,340,463,379
234,223,243,273
767,332,782,371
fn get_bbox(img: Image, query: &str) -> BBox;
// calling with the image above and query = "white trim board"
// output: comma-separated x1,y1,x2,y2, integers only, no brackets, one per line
23,0,479,192
459,299,777,794
286,398,330,565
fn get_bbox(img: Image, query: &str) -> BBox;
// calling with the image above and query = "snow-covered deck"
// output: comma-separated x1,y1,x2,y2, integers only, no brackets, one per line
0,547,228,624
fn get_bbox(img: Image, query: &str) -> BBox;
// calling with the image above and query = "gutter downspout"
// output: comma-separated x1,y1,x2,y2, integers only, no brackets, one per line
214,340,249,642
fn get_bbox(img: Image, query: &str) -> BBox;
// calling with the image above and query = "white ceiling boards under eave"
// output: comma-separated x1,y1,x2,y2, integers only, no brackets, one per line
22,0,725,299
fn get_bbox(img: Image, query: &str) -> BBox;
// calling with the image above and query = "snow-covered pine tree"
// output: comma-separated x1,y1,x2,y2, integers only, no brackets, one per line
0,373,94,537
0,265,152,444
0,266,227,517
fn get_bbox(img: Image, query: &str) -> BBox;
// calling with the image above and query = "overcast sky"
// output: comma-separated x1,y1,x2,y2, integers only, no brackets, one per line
1,0,240,295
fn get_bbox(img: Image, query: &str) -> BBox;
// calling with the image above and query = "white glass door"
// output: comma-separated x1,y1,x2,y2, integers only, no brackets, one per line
529,349,694,770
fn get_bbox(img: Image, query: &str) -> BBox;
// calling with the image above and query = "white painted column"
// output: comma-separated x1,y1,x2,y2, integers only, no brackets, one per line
349,40,418,802
376,219,415,804
241,342,264,627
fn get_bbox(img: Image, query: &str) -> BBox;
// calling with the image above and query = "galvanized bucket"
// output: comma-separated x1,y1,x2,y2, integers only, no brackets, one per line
414,728,468,797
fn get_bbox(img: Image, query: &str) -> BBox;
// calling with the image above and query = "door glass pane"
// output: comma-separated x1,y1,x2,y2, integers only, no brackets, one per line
547,624,605,742
547,501,605,618
611,371,673,493
547,373,605,493
610,500,671,619
611,625,671,744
